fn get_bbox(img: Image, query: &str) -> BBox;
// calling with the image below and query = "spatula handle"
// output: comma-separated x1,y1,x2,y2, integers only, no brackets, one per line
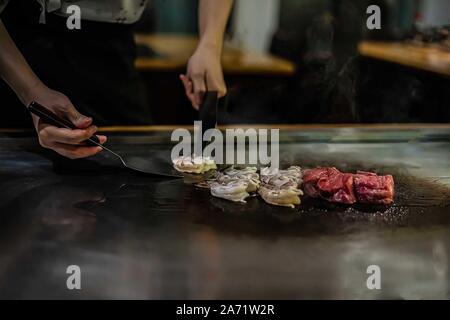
28,101,101,145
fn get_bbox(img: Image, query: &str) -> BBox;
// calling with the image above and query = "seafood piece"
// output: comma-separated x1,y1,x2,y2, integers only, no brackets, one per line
259,185,303,209
207,167,260,202
173,156,217,174
218,167,260,192
203,167,260,202
224,167,258,176
209,180,250,203
215,173,260,193
260,166,302,189
259,166,303,208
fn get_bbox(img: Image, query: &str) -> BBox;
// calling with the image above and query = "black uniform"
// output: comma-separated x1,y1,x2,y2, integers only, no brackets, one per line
0,0,151,127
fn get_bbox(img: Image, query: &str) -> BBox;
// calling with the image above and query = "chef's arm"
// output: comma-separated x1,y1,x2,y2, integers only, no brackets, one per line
198,0,234,51
0,20,42,105
0,20,106,159
180,0,234,109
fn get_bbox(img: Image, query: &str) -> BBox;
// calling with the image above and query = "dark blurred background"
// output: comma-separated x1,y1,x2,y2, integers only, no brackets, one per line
2,0,450,126
138,0,450,124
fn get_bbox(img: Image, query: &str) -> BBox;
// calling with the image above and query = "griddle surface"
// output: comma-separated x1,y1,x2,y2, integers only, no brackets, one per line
0,130,449,299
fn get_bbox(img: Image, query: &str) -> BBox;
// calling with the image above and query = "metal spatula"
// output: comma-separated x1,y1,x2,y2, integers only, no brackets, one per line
28,101,183,178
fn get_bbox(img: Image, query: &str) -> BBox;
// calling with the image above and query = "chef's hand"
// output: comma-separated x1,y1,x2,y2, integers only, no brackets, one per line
26,84,107,159
180,45,226,110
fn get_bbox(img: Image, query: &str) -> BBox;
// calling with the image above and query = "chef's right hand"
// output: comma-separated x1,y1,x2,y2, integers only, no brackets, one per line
25,84,107,159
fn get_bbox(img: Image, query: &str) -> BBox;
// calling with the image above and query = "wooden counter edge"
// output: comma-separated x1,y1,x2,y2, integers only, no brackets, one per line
358,41,450,77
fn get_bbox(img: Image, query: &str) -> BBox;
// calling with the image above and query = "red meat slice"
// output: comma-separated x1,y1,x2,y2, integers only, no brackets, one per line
353,171,394,204
303,167,357,204
303,168,395,205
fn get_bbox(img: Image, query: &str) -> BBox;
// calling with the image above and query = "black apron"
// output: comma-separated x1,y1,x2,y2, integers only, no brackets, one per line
0,0,151,127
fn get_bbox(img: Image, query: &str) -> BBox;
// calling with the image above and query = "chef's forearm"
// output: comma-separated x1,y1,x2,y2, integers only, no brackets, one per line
0,20,43,105
198,0,234,53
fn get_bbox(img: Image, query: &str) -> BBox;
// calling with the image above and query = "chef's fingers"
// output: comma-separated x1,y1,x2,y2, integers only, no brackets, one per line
218,88,227,98
62,101,93,129
206,73,227,98
39,124,99,145
96,135,108,144
190,74,206,109
50,143,104,159
179,74,198,109
179,74,193,97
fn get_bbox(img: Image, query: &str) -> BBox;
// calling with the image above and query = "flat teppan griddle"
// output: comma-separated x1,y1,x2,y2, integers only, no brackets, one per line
0,128,449,299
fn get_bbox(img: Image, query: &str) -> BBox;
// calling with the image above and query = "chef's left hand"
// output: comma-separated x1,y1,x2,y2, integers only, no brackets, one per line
180,45,226,110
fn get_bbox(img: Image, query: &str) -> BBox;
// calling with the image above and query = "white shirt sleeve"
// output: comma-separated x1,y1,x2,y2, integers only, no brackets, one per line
0,0,10,14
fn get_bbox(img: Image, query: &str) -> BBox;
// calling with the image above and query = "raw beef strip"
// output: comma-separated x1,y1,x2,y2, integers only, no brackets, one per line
303,167,356,204
353,171,394,204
